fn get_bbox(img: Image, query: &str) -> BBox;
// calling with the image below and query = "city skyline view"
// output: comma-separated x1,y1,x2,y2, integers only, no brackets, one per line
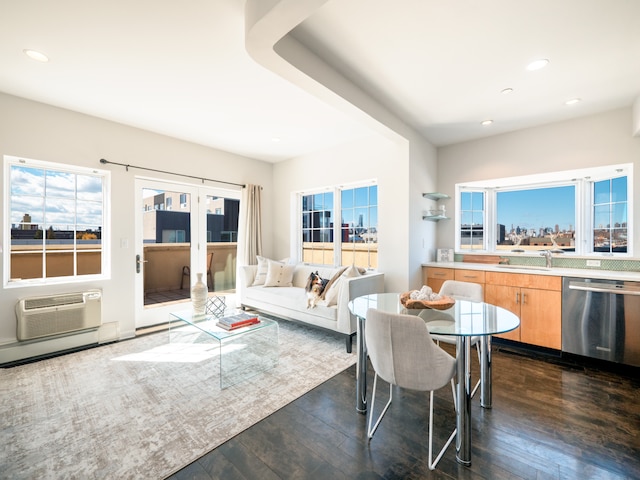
497,186,575,233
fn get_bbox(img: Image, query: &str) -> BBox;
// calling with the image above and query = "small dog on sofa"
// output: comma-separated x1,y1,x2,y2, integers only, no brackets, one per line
305,271,329,308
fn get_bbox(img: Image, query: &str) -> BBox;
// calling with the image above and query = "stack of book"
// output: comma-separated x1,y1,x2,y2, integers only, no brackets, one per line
216,313,260,331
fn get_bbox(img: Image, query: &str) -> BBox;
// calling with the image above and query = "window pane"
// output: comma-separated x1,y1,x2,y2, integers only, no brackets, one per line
77,175,103,201
594,180,610,204
313,193,324,210
355,187,368,207
496,186,574,251
612,203,627,226
342,189,354,209
11,166,44,195
461,192,472,210
46,171,75,198
45,197,76,225
611,177,627,202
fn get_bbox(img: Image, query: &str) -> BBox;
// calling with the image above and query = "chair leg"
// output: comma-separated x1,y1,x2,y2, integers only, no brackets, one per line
428,389,457,470
367,374,393,439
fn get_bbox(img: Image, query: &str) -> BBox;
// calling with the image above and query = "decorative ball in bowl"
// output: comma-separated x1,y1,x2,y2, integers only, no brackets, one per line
399,291,455,310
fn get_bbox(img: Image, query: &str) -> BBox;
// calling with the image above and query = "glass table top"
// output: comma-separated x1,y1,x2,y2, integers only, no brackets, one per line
349,292,520,336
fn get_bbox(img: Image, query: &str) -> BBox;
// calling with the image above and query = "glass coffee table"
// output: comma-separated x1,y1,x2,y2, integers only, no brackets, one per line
169,310,279,388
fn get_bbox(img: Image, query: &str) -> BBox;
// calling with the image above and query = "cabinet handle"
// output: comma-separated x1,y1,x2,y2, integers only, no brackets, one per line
522,293,527,305
515,292,520,304
463,275,477,279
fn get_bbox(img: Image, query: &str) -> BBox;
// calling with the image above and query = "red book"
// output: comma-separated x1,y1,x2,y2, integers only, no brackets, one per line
216,316,260,330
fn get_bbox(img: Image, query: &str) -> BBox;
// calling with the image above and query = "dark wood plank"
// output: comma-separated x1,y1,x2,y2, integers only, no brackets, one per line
168,343,640,480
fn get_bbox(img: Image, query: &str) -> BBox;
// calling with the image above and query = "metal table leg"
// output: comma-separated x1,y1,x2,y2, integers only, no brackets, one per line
356,314,367,414
480,335,492,408
456,336,472,466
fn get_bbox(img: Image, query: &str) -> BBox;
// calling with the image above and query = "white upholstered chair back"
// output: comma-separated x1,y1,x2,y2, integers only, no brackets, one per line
439,280,483,302
365,308,456,393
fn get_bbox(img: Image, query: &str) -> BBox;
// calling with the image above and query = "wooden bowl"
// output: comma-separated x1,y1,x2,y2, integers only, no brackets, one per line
399,291,455,310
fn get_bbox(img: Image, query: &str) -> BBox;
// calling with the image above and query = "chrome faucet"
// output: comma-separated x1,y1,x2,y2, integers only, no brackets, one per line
541,250,553,268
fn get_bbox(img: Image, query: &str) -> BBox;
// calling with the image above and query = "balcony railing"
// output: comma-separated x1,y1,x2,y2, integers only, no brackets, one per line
10,243,237,306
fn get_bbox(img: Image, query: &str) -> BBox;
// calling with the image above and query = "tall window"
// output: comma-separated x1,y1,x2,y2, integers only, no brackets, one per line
341,185,378,267
460,191,485,250
593,177,628,253
301,191,334,265
456,164,631,255
5,156,108,284
300,183,378,269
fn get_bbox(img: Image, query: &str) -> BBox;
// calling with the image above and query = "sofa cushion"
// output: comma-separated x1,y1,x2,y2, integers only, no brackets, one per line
245,286,337,320
264,260,295,287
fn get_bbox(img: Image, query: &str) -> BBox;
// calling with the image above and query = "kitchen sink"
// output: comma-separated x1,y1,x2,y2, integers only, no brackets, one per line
497,264,551,271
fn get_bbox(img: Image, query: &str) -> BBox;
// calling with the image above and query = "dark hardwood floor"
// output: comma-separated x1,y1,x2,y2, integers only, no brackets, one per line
167,343,640,480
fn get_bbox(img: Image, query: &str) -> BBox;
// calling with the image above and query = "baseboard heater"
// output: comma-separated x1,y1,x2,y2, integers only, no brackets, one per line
16,290,102,341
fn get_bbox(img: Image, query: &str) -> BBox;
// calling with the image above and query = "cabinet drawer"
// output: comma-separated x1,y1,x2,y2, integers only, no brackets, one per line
454,269,485,283
425,267,454,280
485,271,561,291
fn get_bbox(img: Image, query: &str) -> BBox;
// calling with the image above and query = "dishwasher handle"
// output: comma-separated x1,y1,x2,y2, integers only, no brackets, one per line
568,281,640,295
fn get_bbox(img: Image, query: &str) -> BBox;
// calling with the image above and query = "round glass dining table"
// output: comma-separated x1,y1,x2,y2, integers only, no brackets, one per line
349,292,520,466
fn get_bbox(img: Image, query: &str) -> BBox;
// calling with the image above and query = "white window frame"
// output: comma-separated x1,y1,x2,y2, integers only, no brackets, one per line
294,180,378,267
3,155,111,287
455,164,632,256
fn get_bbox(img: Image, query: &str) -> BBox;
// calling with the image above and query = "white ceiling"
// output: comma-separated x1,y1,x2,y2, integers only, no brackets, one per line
1,0,639,163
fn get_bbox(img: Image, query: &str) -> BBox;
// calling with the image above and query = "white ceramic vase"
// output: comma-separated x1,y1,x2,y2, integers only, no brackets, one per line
191,272,208,315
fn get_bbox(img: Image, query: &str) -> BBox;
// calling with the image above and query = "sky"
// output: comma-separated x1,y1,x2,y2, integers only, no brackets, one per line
497,186,575,232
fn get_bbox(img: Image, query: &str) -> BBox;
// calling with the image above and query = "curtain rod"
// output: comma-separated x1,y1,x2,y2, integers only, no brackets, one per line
99,158,246,188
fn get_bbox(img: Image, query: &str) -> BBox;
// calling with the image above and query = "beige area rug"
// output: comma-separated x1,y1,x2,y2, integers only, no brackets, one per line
0,320,356,479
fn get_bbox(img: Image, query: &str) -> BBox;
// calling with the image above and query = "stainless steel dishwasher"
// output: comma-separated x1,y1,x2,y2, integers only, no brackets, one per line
562,277,640,367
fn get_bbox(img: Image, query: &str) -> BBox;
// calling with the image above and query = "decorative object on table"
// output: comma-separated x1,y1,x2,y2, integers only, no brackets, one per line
206,295,226,317
400,285,455,310
437,248,454,262
191,272,208,315
216,313,260,331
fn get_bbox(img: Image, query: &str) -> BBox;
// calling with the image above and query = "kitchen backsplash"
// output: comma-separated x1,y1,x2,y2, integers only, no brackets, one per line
452,253,640,272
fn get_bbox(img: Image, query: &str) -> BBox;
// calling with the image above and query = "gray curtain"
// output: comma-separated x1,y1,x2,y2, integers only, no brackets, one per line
238,184,262,267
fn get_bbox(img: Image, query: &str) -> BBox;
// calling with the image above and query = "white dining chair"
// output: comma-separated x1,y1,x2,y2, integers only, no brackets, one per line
365,307,457,470
420,280,484,397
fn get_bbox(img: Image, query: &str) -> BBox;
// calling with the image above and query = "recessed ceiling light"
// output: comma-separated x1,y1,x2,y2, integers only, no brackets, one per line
526,58,549,71
23,49,49,62
501,88,514,95
271,137,281,142
481,120,493,126
565,98,581,106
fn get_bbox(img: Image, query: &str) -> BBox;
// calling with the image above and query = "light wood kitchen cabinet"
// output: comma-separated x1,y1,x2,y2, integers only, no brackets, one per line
454,269,485,286
423,267,454,292
485,272,562,349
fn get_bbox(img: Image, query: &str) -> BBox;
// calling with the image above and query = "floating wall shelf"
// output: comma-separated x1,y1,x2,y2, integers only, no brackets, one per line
422,192,450,201
423,192,450,220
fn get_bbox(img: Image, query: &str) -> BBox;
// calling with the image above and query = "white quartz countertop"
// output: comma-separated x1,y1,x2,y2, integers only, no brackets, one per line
422,261,640,282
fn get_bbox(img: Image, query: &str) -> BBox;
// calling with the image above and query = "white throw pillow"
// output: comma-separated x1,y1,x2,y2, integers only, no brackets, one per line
251,255,270,286
264,260,295,287
343,264,363,278
324,277,342,306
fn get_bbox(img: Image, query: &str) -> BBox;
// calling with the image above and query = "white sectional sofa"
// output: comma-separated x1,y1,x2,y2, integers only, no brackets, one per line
239,259,385,352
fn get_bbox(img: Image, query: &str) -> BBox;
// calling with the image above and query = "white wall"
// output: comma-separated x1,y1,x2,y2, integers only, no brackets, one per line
0,93,273,362
436,107,640,254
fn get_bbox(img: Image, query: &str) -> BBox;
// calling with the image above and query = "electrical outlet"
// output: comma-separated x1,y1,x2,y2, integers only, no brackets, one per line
586,259,601,267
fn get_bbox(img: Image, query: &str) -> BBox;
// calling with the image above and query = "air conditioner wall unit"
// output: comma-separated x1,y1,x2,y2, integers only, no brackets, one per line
16,289,102,341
